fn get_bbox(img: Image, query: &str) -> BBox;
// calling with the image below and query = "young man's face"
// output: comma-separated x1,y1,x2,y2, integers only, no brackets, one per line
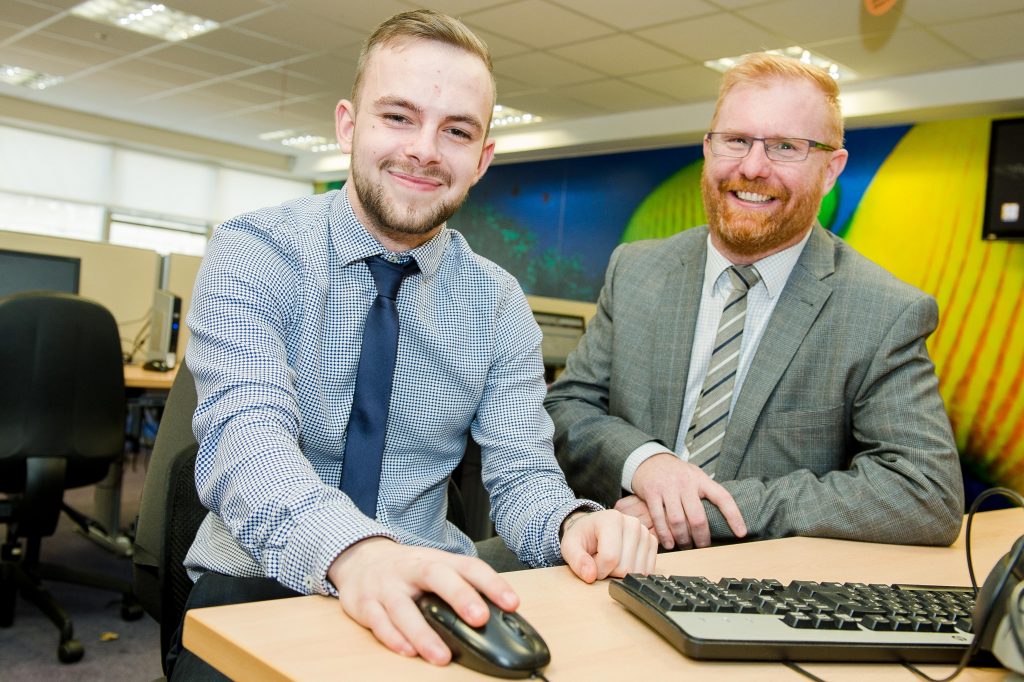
701,77,848,261
335,39,495,249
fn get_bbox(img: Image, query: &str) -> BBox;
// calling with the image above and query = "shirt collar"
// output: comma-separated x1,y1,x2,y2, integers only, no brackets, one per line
703,226,813,300
329,185,449,277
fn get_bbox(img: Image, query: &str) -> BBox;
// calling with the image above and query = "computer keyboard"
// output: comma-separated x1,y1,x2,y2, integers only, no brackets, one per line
610,574,976,663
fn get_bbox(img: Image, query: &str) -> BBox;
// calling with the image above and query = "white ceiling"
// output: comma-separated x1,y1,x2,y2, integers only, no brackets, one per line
2,0,1024,180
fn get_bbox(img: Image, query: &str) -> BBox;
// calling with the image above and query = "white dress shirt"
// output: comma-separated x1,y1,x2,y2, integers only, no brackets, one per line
620,228,813,491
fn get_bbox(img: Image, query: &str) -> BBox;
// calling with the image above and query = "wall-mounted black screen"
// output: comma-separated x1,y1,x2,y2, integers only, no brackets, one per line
0,248,81,298
983,118,1024,241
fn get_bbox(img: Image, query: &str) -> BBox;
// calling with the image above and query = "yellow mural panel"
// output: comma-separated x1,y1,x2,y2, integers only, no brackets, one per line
846,117,1024,490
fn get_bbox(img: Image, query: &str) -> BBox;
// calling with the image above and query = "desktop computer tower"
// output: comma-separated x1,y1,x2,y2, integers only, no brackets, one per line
146,289,182,368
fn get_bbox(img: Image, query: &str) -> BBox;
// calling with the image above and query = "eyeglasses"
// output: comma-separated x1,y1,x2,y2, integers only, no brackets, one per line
706,132,838,162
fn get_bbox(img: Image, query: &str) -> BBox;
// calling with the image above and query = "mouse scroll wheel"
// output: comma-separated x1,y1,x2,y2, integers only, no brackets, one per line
501,613,524,635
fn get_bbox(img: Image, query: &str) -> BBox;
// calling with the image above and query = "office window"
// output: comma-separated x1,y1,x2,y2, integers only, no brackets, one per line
0,191,104,241
108,213,208,256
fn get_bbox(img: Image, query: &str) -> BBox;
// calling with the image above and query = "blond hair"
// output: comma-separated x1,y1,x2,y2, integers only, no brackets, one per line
712,52,844,147
351,9,495,108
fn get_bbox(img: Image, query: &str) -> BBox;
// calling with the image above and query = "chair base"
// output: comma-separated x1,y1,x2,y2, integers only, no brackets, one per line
1,541,144,663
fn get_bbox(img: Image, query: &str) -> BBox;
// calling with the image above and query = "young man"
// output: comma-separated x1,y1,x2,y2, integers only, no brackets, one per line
545,53,963,553
171,10,656,679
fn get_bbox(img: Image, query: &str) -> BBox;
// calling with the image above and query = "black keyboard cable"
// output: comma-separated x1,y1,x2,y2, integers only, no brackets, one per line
902,487,1023,682
781,487,1024,682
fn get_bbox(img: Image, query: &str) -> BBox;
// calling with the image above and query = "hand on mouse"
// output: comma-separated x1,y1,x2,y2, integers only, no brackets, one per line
327,537,518,666
559,509,658,584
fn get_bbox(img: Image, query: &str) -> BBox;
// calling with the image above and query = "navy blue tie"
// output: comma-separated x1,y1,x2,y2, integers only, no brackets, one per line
340,255,419,517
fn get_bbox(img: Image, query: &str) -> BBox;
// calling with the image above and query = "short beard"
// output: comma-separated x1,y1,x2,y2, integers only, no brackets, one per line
701,170,823,259
352,161,464,239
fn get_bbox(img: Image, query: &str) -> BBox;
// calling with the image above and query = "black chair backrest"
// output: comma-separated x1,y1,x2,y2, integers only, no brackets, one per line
132,360,205,669
0,292,124,466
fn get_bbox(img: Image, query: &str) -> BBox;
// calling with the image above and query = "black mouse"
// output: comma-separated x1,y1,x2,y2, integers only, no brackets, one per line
416,593,550,679
142,359,169,372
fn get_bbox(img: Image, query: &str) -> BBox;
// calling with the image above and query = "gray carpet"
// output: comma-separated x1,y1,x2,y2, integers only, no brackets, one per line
0,460,163,681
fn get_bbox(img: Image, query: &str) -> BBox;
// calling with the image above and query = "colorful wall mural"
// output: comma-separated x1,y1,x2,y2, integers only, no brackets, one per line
464,115,1024,494
319,114,1024,493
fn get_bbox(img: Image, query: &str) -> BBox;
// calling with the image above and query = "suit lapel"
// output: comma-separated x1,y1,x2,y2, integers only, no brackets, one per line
650,230,707,448
717,226,836,480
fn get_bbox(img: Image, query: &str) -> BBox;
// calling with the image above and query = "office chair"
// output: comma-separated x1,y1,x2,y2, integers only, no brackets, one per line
133,359,489,674
0,292,141,663
132,359,206,675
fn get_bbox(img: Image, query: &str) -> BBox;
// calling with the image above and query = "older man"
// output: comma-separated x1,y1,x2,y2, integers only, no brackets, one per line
545,53,963,552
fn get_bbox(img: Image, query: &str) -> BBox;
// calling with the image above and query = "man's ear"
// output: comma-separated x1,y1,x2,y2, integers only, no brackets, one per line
822,148,848,195
472,138,496,186
335,99,356,154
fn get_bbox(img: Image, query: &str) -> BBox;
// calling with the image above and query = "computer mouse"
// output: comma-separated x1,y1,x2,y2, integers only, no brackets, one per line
142,359,169,372
416,592,550,679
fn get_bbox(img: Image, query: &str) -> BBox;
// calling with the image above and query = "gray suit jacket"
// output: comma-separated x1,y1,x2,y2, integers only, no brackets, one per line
545,226,964,546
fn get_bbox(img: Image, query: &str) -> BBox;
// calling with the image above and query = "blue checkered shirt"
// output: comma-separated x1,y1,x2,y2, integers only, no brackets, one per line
183,189,598,595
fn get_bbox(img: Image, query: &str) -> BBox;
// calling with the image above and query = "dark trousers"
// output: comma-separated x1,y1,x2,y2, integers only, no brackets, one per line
166,572,300,681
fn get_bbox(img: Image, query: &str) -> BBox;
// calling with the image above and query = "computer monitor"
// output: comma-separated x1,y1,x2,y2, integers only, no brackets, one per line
0,248,81,298
533,311,586,381
983,117,1024,241
145,289,182,368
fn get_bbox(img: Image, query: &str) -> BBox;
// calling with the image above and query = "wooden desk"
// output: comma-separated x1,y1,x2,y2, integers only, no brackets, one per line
124,362,178,389
185,509,1022,681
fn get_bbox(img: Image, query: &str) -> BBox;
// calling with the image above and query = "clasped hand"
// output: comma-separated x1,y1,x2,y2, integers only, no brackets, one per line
622,453,747,549
328,509,656,666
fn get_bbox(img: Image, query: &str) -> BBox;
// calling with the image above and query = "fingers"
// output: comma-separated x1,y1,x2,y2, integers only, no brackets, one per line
701,480,747,538
332,541,521,667
562,511,659,582
613,495,654,531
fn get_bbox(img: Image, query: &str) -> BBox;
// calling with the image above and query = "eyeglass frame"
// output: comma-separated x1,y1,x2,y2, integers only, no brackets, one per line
705,132,838,162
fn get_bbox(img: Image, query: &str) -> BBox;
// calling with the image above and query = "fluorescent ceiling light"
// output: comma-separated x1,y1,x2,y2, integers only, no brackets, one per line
491,104,542,129
0,64,63,90
71,1,219,42
280,135,339,153
705,46,855,82
258,129,296,141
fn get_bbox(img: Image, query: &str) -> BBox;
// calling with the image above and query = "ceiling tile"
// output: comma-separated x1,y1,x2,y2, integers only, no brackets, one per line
637,12,786,62
231,6,365,52
409,0,513,16
38,15,166,54
186,27,306,66
551,33,687,76
281,0,413,32
494,51,604,88
0,44,91,75
495,90,605,120
929,12,1024,62
114,57,210,87
151,43,254,77
817,28,976,81
464,0,613,49
243,69,332,98
467,27,533,59
625,63,722,102
902,0,1024,25
563,78,676,112
550,0,717,30
4,1,63,28
158,0,278,25
739,0,914,45
280,51,356,93
9,30,123,68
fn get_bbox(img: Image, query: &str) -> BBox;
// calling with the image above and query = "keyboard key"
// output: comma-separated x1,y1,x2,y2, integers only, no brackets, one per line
861,615,895,631
782,612,815,629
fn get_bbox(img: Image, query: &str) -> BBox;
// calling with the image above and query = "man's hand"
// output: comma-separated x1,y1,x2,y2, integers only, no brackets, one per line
559,509,657,583
328,537,518,666
631,453,747,549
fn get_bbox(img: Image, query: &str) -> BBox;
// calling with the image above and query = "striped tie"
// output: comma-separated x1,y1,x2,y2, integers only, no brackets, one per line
685,264,760,476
